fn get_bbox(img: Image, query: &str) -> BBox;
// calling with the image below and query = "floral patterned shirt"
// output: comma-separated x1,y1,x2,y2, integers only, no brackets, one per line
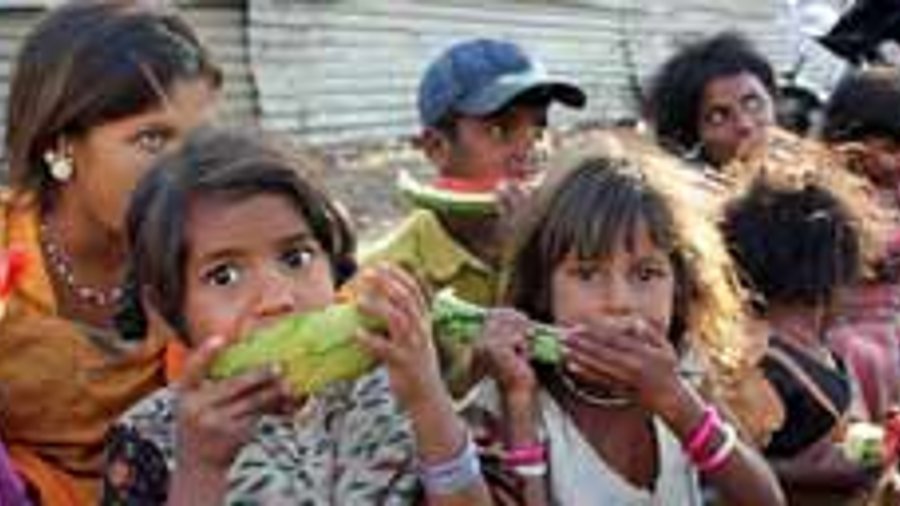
102,368,421,505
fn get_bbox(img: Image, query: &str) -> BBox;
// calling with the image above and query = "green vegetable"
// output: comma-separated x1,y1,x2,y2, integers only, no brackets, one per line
210,289,562,396
432,289,563,364
843,421,885,467
209,303,377,395
397,170,497,216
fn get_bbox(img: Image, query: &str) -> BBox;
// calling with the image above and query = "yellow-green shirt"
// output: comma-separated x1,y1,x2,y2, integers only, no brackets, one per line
359,210,500,395
359,209,500,306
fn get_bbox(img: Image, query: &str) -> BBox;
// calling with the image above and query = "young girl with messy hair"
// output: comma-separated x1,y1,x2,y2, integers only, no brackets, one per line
102,128,491,505
466,134,784,505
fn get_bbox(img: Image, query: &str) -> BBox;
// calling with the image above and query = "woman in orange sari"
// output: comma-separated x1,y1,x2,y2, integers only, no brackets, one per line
0,2,220,503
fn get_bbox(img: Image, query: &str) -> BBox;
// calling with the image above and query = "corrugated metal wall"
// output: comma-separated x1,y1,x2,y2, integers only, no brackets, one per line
179,0,258,125
1,0,837,151
0,2,255,166
249,0,801,146
0,9,42,167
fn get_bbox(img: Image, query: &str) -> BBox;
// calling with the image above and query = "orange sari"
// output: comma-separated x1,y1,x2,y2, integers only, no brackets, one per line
0,192,167,504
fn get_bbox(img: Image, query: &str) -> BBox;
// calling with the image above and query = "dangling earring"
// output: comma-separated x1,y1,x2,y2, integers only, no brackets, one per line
43,150,73,182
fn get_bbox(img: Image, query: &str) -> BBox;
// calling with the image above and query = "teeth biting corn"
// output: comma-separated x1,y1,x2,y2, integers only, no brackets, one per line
209,289,563,395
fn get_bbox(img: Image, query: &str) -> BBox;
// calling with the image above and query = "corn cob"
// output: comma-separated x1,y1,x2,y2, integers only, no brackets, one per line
209,303,377,395
843,421,886,468
431,289,562,364
209,289,563,396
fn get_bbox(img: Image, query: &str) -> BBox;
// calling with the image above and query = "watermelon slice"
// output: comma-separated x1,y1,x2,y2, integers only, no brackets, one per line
397,170,497,216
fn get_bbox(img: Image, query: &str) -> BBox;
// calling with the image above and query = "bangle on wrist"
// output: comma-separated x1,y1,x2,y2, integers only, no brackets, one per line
512,462,548,478
503,442,546,467
697,422,738,474
684,405,721,460
418,432,482,496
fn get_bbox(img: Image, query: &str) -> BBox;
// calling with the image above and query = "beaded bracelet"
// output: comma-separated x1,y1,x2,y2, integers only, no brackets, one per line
685,405,721,460
418,433,483,496
697,422,738,474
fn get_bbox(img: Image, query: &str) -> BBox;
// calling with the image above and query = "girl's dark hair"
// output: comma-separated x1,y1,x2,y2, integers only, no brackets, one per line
721,175,862,311
5,0,221,209
506,132,750,372
821,66,900,144
117,128,356,341
647,31,776,156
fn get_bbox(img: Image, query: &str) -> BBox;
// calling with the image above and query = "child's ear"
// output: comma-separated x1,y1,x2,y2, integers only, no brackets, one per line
417,127,453,170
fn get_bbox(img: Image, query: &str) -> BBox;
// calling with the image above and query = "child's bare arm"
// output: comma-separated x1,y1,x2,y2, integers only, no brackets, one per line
356,264,492,506
563,318,786,506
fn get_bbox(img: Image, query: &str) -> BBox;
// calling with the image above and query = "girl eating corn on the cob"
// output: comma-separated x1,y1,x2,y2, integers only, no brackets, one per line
462,134,785,505
101,128,491,505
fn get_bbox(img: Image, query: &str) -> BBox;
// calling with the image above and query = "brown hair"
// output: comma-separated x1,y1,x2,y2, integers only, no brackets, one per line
721,130,886,307
506,131,751,372
5,0,221,209
119,128,355,342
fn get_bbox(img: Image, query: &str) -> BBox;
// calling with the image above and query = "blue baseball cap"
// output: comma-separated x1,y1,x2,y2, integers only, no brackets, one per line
417,38,587,127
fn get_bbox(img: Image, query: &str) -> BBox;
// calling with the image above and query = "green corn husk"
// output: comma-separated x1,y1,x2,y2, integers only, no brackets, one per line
210,289,563,396
209,303,377,395
843,422,885,468
432,289,563,364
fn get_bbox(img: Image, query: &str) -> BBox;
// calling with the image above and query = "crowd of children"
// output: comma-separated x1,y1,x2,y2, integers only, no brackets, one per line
0,1,899,505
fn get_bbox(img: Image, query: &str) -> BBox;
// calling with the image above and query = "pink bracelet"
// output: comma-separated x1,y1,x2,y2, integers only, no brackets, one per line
697,423,738,474
685,406,720,460
503,443,546,467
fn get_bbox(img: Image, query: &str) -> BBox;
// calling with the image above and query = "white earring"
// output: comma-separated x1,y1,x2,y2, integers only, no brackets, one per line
43,151,73,182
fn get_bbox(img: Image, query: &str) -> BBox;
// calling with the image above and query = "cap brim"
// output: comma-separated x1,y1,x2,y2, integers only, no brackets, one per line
455,69,586,116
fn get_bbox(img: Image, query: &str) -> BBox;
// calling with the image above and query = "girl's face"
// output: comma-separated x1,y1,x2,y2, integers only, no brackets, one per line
550,220,675,335
182,193,336,346
698,72,774,166
67,78,218,234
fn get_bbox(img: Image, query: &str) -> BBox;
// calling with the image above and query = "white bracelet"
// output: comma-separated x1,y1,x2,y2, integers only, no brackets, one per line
513,462,548,477
418,433,482,495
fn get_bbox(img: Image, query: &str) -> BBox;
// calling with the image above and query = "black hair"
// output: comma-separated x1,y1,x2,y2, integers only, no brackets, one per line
721,175,861,311
821,67,900,144
647,31,776,156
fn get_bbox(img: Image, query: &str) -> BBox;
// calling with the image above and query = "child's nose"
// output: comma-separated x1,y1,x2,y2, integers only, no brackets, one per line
600,277,636,316
252,266,298,323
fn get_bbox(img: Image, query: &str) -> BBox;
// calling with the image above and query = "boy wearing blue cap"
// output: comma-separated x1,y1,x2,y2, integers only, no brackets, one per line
361,38,585,308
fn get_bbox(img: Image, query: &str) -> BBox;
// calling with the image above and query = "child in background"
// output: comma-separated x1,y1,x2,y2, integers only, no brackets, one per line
465,135,784,505
361,37,586,307
361,38,585,396
102,129,490,505
820,67,900,422
721,155,884,505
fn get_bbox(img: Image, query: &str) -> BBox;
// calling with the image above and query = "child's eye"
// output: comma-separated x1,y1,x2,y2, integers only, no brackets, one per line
280,245,316,270
487,124,509,143
634,263,667,282
134,128,169,155
567,263,598,282
742,94,765,115
704,108,730,127
202,263,241,287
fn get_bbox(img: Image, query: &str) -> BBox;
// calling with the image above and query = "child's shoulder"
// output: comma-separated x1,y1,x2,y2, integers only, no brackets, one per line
358,209,452,265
